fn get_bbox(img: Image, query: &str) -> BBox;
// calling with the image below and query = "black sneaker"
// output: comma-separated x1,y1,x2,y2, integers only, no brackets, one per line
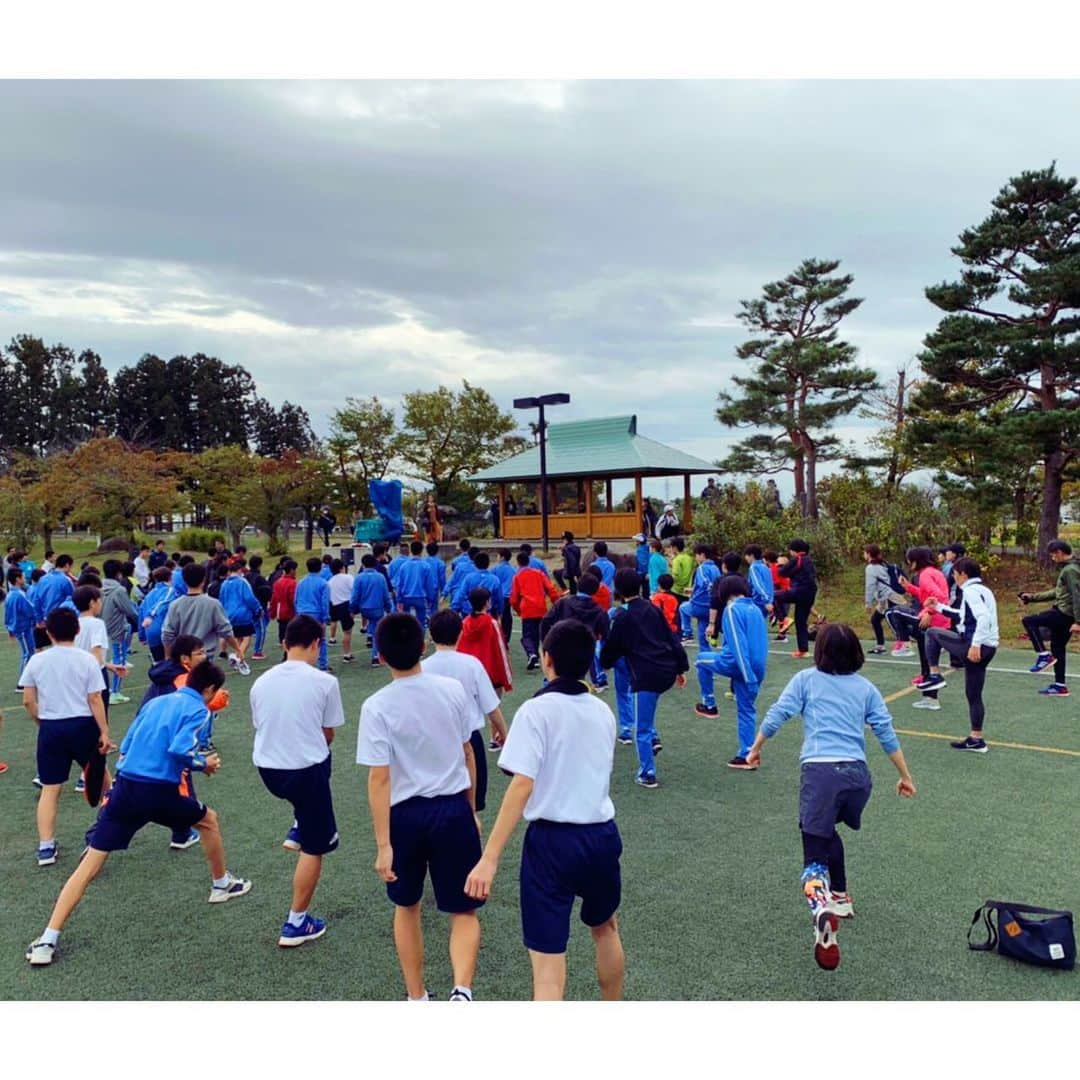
488,739,500,752
651,738,663,755
776,632,788,643
370,658,381,668
634,772,659,789
694,703,719,718
950,736,988,753
526,655,540,671
917,673,946,693
341,654,355,664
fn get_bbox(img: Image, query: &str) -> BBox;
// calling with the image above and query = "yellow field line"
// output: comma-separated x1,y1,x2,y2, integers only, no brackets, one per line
893,727,1080,758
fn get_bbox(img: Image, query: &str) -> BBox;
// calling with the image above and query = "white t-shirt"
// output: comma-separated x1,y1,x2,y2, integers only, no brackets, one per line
356,672,472,806
498,690,616,824
76,615,110,668
328,572,354,607
421,649,499,734
250,660,346,770
18,645,105,719
133,556,150,587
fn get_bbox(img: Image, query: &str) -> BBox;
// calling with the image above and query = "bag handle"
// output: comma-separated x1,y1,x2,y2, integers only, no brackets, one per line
984,899,1073,919
968,903,997,952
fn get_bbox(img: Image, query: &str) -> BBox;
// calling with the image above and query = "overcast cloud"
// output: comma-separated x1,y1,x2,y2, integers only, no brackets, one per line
1,79,1078,496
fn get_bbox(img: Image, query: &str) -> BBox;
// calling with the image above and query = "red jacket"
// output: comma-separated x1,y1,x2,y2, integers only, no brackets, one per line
651,590,679,633
592,582,612,612
269,575,297,621
458,613,513,691
510,567,560,620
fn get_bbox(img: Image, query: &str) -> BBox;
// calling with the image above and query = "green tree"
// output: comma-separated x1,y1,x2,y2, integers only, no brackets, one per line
251,398,317,457
399,382,515,507
190,445,260,548
716,258,878,519
908,164,1080,563
327,395,402,514
844,366,920,490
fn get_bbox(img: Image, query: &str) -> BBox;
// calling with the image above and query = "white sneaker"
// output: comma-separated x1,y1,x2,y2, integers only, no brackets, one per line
238,659,252,676
26,939,56,966
892,645,914,657
228,654,240,671
208,874,253,903
828,892,855,919
912,698,941,710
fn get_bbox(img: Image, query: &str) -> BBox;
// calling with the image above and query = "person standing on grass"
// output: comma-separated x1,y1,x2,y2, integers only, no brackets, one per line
218,558,261,676
356,613,484,1002
251,615,345,948
491,548,517,645
148,540,168,573
863,544,897,655
589,542,616,593
423,541,446,618
295,557,332,673
25,660,252,968
350,554,393,667
915,558,1000,752
747,623,916,972
541,572,611,693
553,531,581,595
100,560,139,705
139,566,176,663
885,547,949,678
5,566,37,688
743,545,774,619
678,544,720,650
510,551,561,671
326,558,357,664
646,539,668,597
269,559,298,660
247,554,272,661
458,587,515,719
465,619,625,1001
668,537,694,604
396,540,435,628
162,563,245,674
773,539,819,658
1020,539,1080,697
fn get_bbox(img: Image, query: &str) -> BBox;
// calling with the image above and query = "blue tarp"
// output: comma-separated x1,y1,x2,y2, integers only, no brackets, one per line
368,479,404,543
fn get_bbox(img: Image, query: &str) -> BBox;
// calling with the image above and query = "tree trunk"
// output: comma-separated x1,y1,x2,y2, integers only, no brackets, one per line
304,509,316,551
1038,448,1066,567
43,525,53,550
805,441,819,520
887,369,905,490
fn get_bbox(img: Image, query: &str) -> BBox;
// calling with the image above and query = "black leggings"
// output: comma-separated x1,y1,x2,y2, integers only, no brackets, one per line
500,603,513,645
885,609,931,678
802,830,847,893
774,588,816,651
870,610,887,646
926,629,996,732
1022,607,1073,684
469,729,488,812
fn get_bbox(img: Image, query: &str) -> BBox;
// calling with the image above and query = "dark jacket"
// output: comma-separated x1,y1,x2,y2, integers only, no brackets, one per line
139,659,186,709
599,598,689,693
562,542,582,578
541,594,610,642
777,553,817,597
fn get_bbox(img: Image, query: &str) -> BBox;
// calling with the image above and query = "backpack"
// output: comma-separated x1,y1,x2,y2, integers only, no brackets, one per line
885,562,904,595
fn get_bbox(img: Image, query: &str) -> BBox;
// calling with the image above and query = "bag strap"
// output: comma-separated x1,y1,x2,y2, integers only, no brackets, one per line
968,903,997,952
986,899,1073,920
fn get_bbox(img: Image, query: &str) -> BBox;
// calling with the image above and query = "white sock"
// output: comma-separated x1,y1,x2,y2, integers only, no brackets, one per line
451,985,473,1001
39,839,55,850
407,991,429,1002
288,910,307,927
212,873,231,889
41,927,60,946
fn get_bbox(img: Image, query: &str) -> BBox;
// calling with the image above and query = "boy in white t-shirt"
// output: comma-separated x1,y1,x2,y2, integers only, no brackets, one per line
251,615,346,948
18,608,112,868
356,613,483,1002
422,610,508,813
465,619,625,1001
327,558,357,663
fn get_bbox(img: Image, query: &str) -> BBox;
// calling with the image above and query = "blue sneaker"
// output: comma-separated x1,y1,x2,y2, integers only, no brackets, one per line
1030,653,1054,674
169,828,200,851
282,826,301,851
278,914,327,947
1039,683,1070,696
37,842,58,867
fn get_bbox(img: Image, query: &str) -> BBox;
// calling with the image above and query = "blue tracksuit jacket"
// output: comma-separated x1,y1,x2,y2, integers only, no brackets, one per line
117,685,213,784
218,576,263,627
350,569,392,617
295,575,330,622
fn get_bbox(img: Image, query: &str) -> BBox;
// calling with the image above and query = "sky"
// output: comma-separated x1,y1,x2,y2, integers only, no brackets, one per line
2,79,1078,499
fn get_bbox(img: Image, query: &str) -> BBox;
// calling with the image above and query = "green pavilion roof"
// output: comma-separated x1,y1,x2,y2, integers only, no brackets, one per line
467,415,716,484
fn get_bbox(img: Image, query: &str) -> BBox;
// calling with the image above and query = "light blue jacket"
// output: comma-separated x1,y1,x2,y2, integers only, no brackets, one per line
747,560,774,612
4,586,36,635
351,569,392,617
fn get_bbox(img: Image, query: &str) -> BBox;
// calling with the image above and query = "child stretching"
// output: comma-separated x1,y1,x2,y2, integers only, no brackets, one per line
747,623,915,970
5,566,37,689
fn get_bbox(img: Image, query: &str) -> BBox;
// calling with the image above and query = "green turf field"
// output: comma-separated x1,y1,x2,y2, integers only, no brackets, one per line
2,622,1078,1001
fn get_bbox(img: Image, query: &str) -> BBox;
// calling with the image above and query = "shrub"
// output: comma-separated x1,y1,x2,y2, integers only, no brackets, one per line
177,526,227,553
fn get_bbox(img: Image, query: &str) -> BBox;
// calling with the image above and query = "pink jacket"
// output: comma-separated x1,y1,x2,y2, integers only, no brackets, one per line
904,566,950,629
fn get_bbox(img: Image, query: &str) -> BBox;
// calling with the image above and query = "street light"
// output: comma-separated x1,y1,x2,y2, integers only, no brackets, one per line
513,393,570,553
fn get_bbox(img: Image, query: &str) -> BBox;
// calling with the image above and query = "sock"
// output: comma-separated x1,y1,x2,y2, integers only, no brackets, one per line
451,985,473,1000
288,910,307,928
39,839,55,851
41,927,60,946
407,990,429,1002
212,873,231,889
801,862,831,914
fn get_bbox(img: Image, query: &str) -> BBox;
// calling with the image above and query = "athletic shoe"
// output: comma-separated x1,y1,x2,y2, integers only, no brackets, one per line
526,655,540,671
694,703,719,718
828,891,855,919
282,826,301,851
170,829,200,851
0,762,7,774
110,693,130,704
252,652,267,660
592,683,609,694
228,655,240,671
911,674,930,686
32,775,42,789
918,674,947,693
892,644,914,657
341,654,355,664
278,914,326,948
950,736,988,753
617,736,634,745
1039,683,1070,696
488,739,501,752
1029,652,1054,674
370,658,381,667
73,776,85,794
869,645,886,655
634,772,659,789
25,939,56,966
684,638,699,648
208,874,253,903
327,638,337,646
37,842,58,867
775,632,788,643
791,651,809,659
777,616,794,635
448,988,473,1002
813,910,841,970
727,756,757,770
237,660,252,676
680,635,694,645
366,638,374,649
652,737,663,755
912,698,941,710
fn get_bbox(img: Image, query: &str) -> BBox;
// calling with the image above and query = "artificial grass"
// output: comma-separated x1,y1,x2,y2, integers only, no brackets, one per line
1,625,1079,1001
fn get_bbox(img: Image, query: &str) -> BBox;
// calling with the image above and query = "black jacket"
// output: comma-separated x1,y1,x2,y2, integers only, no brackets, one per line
540,594,610,642
562,542,582,577
599,598,689,693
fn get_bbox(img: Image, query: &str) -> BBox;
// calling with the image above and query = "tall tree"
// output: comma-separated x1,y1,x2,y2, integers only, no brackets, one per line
251,398,318,457
114,353,180,447
843,366,919,489
908,164,1080,563
715,259,878,518
328,395,403,513
75,349,116,438
190,446,260,548
1,335,60,458
398,382,515,506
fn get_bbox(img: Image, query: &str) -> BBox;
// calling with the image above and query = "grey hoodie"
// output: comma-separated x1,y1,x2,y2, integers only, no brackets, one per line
161,591,234,657
101,578,139,644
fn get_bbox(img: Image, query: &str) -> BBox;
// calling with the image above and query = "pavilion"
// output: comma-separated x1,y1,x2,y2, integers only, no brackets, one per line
467,414,716,541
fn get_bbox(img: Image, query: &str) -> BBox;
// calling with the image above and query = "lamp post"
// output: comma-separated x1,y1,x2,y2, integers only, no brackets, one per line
513,393,570,553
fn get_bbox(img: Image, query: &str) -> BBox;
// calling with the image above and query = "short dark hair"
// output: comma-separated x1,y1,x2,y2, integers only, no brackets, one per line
77,572,103,588
283,558,298,573
426,542,440,557
713,574,750,607
516,551,530,567
155,539,166,547
1048,540,1073,556
285,614,325,650
102,559,123,580
649,538,662,552
743,544,763,560
613,567,641,601
670,537,685,552
788,538,810,554
562,531,574,542
306,557,322,574
331,558,344,574
473,551,490,570
693,543,712,558
721,551,742,574
179,554,196,567
361,553,376,568
408,540,422,556
139,544,150,554
499,547,513,561
323,553,335,564
863,543,883,563
169,634,205,662
45,607,80,642
763,549,778,562
73,585,101,612
519,543,533,555
945,542,967,558
152,566,171,584
187,659,226,696
459,539,471,552
30,568,46,583
905,546,935,571
55,554,74,569
182,563,207,589
593,541,608,557
468,587,491,614
577,574,599,596
541,619,593,680
248,555,263,571
814,623,864,676
658,573,674,590
429,609,463,646
45,548,55,558
952,556,981,580
6,566,23,586
375,613,426,671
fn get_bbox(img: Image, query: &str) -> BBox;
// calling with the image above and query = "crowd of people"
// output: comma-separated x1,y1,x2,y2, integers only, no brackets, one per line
2,522,1076,994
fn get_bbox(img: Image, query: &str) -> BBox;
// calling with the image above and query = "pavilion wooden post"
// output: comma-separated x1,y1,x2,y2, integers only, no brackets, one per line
585,478,593,538
683,473,693,532
498,483,506,540
605,479,613,512
634,474,643,531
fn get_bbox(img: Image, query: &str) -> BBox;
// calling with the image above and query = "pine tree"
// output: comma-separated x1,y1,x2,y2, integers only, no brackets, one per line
716,258,878,518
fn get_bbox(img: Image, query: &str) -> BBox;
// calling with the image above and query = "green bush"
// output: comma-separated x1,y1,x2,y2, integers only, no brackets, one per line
176,526,227,554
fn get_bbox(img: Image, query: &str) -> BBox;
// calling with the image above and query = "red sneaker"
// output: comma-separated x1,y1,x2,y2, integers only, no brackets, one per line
813,910,841,970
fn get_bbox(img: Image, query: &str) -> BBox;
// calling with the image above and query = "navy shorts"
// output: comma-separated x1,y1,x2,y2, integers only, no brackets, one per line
232,623,255,639
37,716,100,785
91,775,207,852
520,819,622,954
388,793,483,914
799,761,873,839
329,602,355,632
258,754,339,855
